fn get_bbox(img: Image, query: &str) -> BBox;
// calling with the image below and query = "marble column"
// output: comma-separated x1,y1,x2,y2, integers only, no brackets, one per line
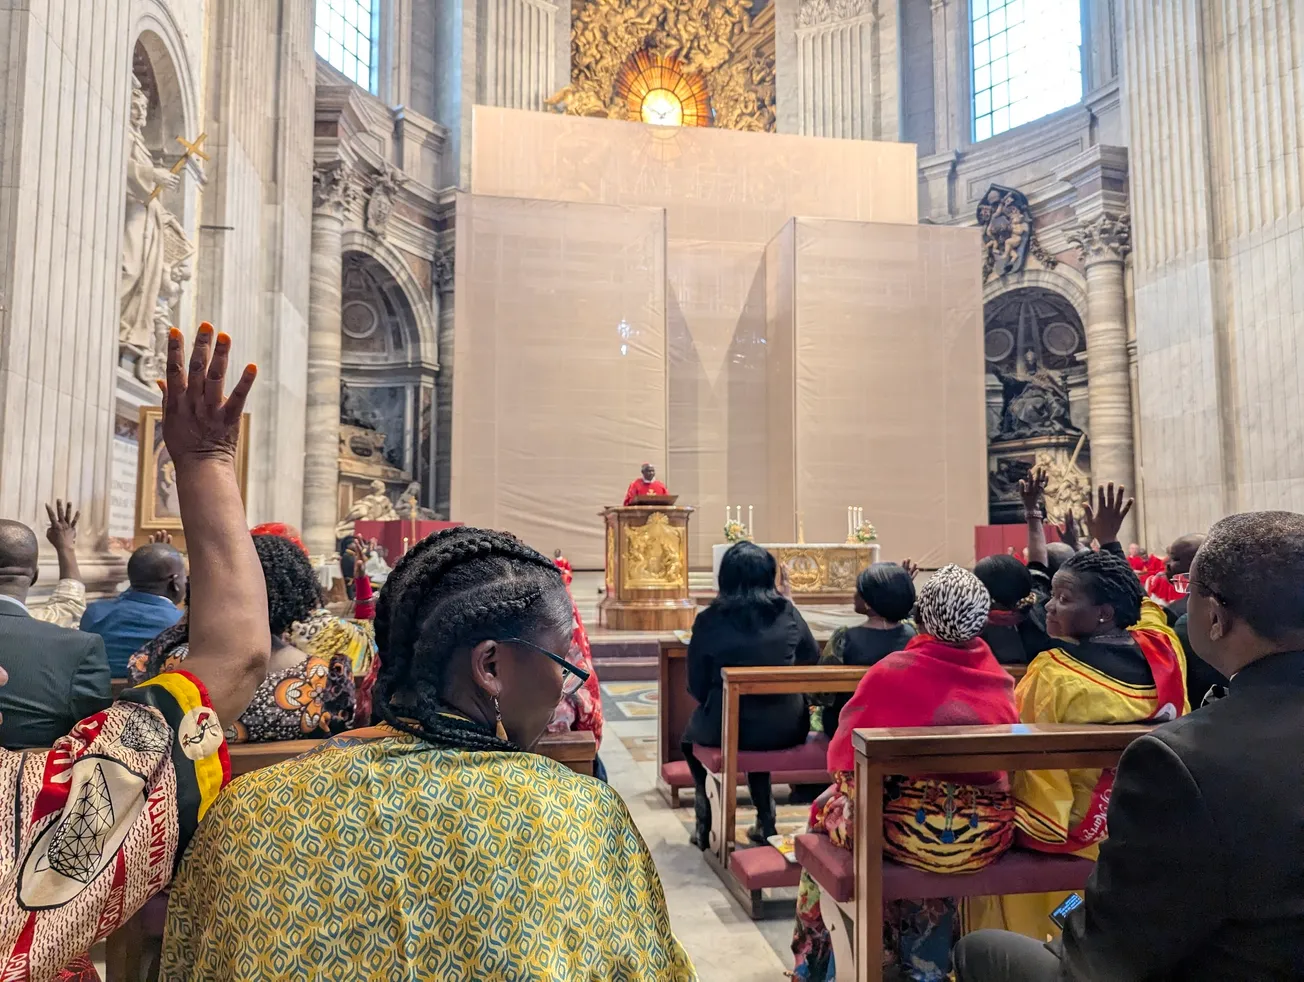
303,162,355,558
793,0,897,140
1070,213,1137,543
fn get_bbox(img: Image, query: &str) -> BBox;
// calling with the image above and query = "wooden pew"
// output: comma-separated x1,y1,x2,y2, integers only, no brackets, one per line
795,723,1151,982
103,728,599,981
658,644,1027,808
694,664,870,918
656,639,695,806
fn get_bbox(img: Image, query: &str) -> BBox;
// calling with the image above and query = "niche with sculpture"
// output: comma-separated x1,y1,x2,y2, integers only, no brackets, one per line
984,288,1091,525
120,38,204,382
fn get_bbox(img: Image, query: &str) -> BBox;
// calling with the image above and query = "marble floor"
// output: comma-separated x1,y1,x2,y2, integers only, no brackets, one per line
600,685,797,980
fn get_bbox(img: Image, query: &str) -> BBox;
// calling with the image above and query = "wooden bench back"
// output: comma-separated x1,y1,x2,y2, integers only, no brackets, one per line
850,723,1152,982
716,665,868,864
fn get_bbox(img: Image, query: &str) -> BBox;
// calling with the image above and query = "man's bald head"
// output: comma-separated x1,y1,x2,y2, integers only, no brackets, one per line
127,543,187,602
1166,533,1206,578
0,521,39,589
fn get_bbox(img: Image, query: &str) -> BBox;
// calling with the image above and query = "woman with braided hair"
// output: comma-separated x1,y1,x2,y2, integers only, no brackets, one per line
161,526,696,982
967,479,1188,939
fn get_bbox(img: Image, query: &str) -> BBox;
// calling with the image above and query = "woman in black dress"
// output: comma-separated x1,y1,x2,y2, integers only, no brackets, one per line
683,542,819,848
973,553,1054,666
814,562,917,737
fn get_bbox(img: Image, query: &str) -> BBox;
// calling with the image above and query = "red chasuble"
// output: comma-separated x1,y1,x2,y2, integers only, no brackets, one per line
623,478,668,505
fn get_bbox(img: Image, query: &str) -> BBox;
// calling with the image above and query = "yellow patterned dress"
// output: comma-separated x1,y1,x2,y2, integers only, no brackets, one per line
162,728,697,981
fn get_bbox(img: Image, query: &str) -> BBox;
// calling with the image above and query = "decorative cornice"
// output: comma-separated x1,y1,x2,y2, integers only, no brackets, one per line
1068,212,1131,265
797,0,876,29
312,160,361,216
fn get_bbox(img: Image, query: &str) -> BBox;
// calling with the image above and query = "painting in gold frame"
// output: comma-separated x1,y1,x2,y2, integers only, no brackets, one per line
135,405,249,547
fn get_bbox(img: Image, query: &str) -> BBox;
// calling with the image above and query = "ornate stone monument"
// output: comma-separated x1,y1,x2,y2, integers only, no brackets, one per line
120,75,203,382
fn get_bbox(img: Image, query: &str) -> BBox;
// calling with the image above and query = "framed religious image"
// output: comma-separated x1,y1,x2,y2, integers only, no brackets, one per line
135,405,249,545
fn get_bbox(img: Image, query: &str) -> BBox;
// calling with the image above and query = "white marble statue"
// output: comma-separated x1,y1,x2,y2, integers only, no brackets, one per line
121,75,196,376
335,479,401,539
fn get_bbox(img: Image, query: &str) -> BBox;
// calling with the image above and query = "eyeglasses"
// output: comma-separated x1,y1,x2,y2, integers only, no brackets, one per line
498,637,591,696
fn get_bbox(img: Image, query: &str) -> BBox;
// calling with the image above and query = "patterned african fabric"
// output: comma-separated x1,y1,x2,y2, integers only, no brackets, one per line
0,671,228,981
1012,599,1187,854
826,633,1019,774
790,772,1012,982
162,728,696,981
132,641,355,743
287,606,376,675
965,598,1188,939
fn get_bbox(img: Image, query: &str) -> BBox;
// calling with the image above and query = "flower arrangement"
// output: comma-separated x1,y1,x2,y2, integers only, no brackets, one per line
723,519,751,543
852,520,877,544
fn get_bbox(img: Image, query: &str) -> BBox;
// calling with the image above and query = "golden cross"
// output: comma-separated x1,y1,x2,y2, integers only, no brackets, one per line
149,132,210,201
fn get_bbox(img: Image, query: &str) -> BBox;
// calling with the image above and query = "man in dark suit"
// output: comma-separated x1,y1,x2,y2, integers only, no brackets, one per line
0,519,111,748
954,510,1304,981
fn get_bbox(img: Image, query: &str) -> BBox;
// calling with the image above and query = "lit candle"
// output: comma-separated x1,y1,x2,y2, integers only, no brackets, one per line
748,504,754,535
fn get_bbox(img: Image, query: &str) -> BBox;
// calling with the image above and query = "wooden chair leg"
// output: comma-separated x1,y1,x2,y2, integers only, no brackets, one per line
825,900,857,980
104,909,145,982
704,771,724,853
670,785,681,808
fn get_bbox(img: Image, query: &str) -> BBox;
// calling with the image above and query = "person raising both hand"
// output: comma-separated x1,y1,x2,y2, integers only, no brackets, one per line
0,325,270,978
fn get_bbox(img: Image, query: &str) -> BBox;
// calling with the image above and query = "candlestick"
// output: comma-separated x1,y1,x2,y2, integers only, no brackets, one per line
748,504,754,535
402,536,410,556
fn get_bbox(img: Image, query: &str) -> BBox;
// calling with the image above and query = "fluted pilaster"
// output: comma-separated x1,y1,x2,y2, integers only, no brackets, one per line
1070,212,1137,541
302,162,358,558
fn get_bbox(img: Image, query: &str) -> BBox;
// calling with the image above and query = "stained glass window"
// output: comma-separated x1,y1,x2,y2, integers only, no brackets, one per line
971,0,1082,142
315,0,380,94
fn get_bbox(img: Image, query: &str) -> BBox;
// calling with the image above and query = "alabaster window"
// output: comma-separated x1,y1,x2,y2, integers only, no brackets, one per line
316,0,380,94
971,0,1083,141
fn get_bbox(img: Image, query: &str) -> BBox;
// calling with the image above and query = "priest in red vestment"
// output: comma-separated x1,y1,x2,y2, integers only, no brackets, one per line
623,463,669,505
1126,543,1165,578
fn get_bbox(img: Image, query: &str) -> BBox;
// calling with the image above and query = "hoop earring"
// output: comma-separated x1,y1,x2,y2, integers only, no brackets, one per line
493,696,508,742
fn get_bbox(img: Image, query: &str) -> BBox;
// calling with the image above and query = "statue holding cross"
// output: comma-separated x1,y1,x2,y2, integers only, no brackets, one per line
120,74,206,376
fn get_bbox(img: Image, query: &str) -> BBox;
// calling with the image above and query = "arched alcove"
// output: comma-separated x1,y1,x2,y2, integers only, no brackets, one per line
338,251,439,514
983,285,1090,523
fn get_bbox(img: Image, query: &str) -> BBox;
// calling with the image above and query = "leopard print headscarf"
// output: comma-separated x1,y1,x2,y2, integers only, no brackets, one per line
916,564,991,644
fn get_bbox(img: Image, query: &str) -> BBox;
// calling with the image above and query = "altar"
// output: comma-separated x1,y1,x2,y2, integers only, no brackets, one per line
712,542,882,604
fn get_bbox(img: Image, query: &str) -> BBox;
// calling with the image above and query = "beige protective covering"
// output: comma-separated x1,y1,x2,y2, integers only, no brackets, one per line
455,109,984,568
766,219,987,567
452,193,668,565
468,108,917,559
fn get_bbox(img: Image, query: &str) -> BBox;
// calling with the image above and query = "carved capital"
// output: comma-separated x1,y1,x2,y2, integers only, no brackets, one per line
798,0,876,29
312,161,361,217
929,0,947,12
1069,213,1131,266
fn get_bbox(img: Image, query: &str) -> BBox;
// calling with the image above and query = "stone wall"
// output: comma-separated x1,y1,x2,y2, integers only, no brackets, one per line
1125,0,1304,548
196,0,316,527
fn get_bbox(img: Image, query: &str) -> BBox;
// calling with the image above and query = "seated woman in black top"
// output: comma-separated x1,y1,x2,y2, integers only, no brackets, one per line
813,562,917,737
683,542,819,849
973,553,1054,666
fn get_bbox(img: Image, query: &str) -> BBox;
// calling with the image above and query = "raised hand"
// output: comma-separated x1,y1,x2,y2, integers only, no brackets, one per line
1082,482,1134,547
150,529,173,545
899,558,920,581
777,562,793,599
44,500,79,553
1056,510,1081,550
1018,468,1049,519
158,325,255,468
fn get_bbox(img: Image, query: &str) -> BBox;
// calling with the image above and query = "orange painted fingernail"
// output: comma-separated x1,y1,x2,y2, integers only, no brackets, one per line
199,321,214,332
216,332,231,345
169,327,183,340
155,381,166,393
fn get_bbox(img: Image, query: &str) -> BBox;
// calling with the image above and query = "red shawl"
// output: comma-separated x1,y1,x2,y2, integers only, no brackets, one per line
827,633,1018,775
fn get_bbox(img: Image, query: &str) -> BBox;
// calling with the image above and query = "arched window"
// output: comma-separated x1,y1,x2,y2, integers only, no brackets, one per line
315,0,380,94
971,0,1082,142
